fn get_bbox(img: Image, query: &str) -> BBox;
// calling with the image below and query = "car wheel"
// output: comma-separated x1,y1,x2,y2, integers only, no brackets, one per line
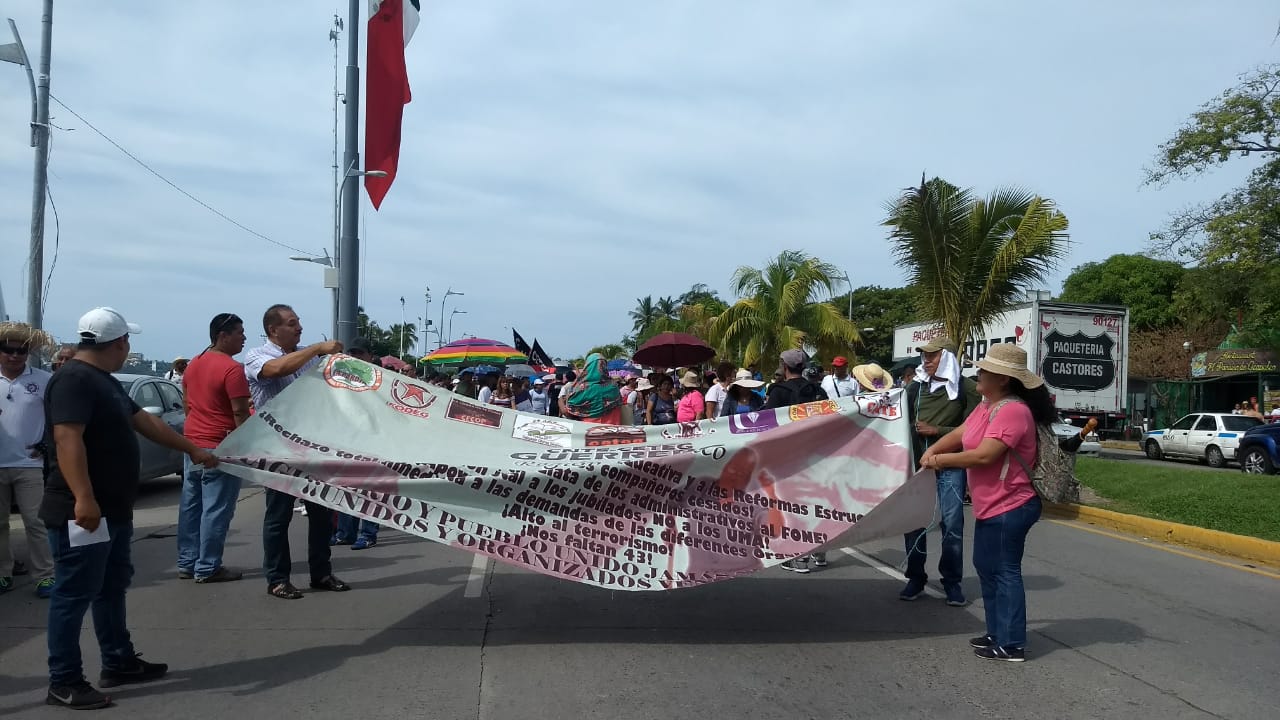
1240,448,1274,475
1144,440,1164,460
1205,445,1226,469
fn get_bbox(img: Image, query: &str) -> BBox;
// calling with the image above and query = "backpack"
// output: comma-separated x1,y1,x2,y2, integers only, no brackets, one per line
766,378,827,409
989,399,1079,504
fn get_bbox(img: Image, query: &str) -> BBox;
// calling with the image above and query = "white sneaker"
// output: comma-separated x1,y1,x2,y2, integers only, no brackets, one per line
781,558,811,574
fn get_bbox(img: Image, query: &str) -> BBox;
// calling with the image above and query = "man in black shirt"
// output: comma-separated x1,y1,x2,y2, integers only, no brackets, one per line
41,308,217,710
762,348,829,573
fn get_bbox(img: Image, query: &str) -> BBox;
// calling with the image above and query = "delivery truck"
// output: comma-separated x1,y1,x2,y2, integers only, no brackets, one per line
893,299,1130,438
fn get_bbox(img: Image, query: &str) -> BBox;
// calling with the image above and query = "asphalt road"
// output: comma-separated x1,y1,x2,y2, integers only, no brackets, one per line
1,477,1277,719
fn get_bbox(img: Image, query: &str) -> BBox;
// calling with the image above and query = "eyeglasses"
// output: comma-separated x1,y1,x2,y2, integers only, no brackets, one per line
0,346,30,356
214,313,243,335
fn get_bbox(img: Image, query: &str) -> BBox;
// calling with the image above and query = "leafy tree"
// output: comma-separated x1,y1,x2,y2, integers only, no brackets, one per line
655,296,679,322
830,285,920,366
711,250,860,367
1059,254,1186,329
387,323,418,357
629,296,663,336
587,343,628,359
1146,64,1280,269
884,176,1069,358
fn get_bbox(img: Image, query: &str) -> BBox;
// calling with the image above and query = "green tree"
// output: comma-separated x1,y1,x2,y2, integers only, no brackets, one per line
883,176,1069,358
830,285,920,366
655,296,679,322
387,323,418,357
1059,254,1186,329
1146,64,1280,269
587,343,628,359
711,250,861,367
628,296,663,336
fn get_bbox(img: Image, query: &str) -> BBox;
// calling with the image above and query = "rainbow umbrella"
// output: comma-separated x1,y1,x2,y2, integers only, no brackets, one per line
421,338,527,367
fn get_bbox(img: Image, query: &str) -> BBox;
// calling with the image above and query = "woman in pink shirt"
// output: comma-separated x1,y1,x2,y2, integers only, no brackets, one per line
676,371,705,422
919,343,1055,663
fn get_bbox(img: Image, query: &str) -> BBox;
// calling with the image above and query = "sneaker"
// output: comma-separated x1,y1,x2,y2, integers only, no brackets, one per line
13,560,28,576
98,653,169,688
36,578,55,599
294,503,307,516
0,576,11,594
944,585,967,607
351,537,376,551
194,566,243,584
177,568,194,580
329,534,353,546
899,578,926,601
780,558,810,574
46,678,111,709
811,552,828,568
974,645,1025,662
969,634,996,649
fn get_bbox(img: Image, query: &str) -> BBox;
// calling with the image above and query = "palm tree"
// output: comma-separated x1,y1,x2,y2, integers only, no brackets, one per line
711,250,861,367
884,176,1069,357
629,296,663,335
588,343,628,359
656,296,680,321
388,323,418,357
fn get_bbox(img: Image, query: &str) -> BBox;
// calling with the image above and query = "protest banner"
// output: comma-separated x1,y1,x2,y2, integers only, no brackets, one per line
217,357,933,591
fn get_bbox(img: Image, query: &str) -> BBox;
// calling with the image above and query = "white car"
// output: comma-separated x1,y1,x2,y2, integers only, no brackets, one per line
1053,418,1100,456
1143,413,1264,468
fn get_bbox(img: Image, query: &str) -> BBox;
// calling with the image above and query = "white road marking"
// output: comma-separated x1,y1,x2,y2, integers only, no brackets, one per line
464,555,489,598
841,547,946,599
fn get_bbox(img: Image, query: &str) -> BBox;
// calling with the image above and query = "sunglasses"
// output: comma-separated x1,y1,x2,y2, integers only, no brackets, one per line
214,314,243,335
0,346,30,356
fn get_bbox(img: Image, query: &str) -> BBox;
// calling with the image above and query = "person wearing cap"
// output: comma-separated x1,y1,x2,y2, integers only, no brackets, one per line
0,322,57,599
820,356,858,399
676,371,705,423
899,336,980,606
41,308,219,708
919,343,1055,662
528,378,550,415
176,313,251,584
244,304,348,600
762,348,828,573
851,362,895,393
454,368,478,399
165,357,188,384
718,369,765,416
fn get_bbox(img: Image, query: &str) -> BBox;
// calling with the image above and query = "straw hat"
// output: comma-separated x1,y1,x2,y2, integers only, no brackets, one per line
730,368,764,389
0,322,56,353
851,362,894,392
975,343,1043,389
635,378,654,391
679,370,701,388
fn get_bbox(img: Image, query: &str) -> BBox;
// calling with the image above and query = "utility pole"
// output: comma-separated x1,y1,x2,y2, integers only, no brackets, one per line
421,288,431,355
328,14,343,339
336,0,361,347
1,18,38,325
26,1,52,329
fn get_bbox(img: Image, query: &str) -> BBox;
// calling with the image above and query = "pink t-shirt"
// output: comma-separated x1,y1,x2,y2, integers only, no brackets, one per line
677,391,705,423
962,399,1038,520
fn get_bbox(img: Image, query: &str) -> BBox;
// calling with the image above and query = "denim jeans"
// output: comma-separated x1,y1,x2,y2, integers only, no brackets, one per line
46,520,136,686
903,467,967,588
335,513,379,543
972,496,1042,649
177,456,243,578
262,488,333,587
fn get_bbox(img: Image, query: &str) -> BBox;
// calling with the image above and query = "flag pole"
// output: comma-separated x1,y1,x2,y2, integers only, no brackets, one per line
336,0,362,347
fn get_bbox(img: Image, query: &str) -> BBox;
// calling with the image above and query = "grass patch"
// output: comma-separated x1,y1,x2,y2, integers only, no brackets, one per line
1075,457,1280,542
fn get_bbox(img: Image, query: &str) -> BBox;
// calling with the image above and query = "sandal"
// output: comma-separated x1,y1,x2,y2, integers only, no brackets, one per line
268,582,303,599
309,575,351,592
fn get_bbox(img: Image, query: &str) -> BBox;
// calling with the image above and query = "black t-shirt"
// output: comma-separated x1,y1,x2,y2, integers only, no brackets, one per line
763,377,828,410
39,359,142,527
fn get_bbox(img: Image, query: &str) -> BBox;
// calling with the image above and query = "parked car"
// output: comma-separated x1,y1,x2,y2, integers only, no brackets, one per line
1237,423,1280,475
1143,412,1264,468
113,373,186,481
1053,417,1100,456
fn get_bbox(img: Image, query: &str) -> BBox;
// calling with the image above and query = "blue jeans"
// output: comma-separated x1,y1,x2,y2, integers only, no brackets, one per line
46,520,136,686
177,457,243,578
903,467,967,588
972,496,1042,649
335,513,379,543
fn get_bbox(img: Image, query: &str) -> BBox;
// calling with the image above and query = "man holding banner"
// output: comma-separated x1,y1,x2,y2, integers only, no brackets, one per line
244,305,349,600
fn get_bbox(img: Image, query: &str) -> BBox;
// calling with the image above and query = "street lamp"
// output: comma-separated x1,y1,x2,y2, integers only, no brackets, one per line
421,288,431,356
331,163,389,340
449,309,466,344
439,287,464,348
289,250,334,267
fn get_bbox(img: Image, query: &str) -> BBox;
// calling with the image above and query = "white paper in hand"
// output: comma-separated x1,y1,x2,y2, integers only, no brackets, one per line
68,519,110,548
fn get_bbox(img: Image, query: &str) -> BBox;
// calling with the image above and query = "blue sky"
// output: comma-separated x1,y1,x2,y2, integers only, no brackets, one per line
0,1,1273,362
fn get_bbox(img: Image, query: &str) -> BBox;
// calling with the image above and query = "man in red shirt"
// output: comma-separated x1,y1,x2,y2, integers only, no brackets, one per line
176,313,251,583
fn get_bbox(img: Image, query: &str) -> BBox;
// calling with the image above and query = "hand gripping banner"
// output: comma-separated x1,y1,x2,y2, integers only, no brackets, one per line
218,357,934,591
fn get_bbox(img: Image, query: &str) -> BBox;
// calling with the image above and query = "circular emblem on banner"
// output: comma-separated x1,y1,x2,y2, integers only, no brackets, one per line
324,355,383,392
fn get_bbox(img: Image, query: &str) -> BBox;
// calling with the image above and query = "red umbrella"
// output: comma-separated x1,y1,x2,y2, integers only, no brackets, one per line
632,332,715,368
380,355,410,371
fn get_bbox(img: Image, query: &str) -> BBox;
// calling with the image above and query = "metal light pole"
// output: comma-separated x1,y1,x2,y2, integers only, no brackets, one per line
398,296,406,356
836,271,854,320
328,14,344,340
336,0,362,347
449,309,466,344
421,288,431,355
438,287,463,349
1,18,38,325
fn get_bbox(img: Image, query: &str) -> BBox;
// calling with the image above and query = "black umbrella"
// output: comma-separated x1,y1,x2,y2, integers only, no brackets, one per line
632,332,715,368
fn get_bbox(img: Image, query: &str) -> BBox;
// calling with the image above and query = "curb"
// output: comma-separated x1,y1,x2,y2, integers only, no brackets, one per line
1045,503,1280,567
1099,440,1140,451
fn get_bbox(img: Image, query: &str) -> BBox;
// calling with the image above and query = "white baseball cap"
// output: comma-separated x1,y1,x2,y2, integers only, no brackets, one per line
78,307,141,345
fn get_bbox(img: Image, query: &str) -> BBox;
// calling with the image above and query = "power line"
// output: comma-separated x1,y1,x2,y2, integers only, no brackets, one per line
47,94,319,257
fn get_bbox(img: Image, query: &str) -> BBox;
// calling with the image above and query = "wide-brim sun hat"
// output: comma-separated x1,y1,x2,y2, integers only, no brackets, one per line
0,322,57,353
635,378,654,391
974,343,1043,389
851,362,895,392
679,370,701,388
730,368,764,389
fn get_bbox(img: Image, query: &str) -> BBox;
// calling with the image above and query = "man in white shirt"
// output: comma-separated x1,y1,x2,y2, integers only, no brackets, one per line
703,362,735,419
820,356,858,400
0,322,55,597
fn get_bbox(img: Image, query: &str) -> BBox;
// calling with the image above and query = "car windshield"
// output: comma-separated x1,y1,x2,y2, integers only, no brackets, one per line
1222,416,1263,432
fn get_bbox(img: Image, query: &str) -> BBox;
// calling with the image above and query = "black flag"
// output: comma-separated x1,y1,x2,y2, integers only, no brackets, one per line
512,329,533,357
529,339,555,368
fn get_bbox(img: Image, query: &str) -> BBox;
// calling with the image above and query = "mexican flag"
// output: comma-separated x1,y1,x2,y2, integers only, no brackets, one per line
365,0,420,210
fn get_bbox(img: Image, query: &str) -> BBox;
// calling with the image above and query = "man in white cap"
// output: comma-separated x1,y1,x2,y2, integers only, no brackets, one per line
41,308,218,709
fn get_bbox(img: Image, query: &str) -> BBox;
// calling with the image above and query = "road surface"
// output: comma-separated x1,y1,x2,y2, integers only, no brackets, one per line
1,477,1276,719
